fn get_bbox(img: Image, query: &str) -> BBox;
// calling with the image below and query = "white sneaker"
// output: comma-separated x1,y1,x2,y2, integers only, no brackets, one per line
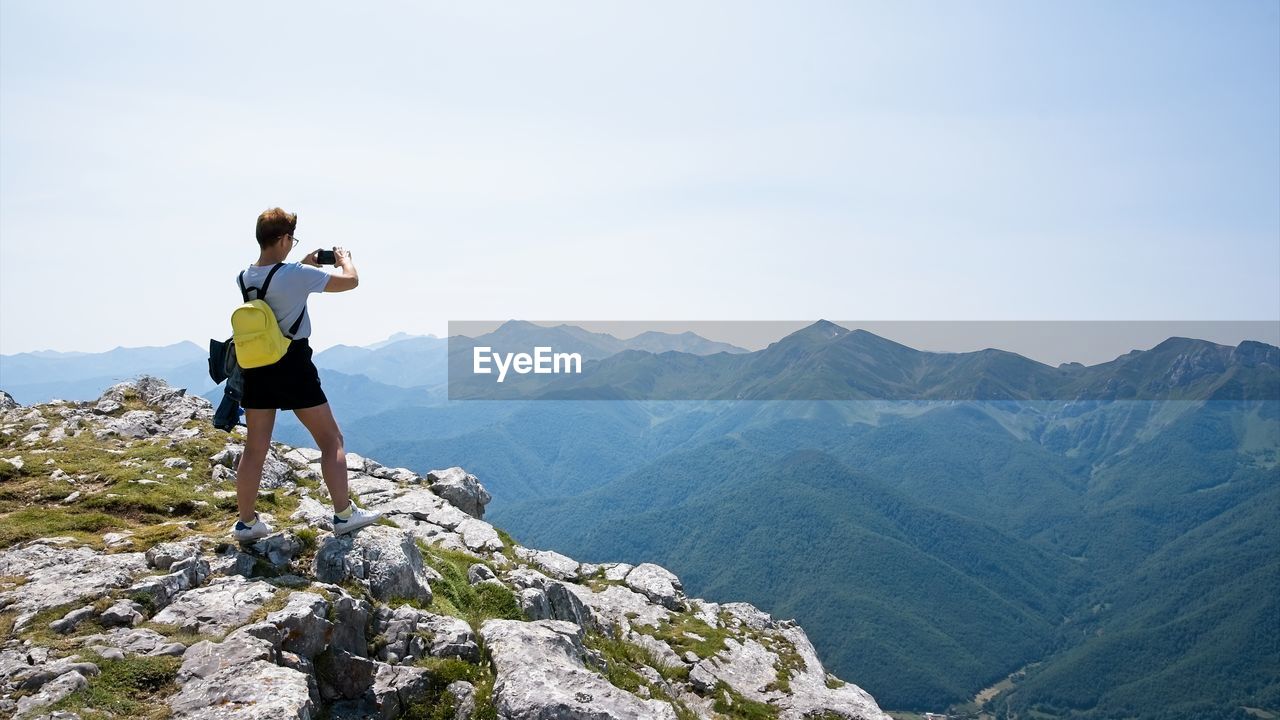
333,503,382,535
232,514,273,543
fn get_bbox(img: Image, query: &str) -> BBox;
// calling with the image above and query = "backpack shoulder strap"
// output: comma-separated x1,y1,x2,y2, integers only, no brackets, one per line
257,263,284,299
238,263,283,302
286,307,307,338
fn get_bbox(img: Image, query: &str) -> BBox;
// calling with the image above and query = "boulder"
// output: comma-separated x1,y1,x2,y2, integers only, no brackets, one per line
315,650,378,701
312,525,434,604
374,605,479,663
480,619,679,720
426,467,491,519
14,670,88,717
369,663,433,720
98,599,144,627
168,659,315,719
266,592,332,659
151,576,277,635
514,547,580,581
177,634,276,684
624,563,685,610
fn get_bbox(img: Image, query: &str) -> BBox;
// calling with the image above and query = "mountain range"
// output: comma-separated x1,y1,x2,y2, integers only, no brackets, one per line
2,322,1276,718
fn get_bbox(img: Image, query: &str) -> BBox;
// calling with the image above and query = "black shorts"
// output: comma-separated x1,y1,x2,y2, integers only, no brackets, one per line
240,338,328,410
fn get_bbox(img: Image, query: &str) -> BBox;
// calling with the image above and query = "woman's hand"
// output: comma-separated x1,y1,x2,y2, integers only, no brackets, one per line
301,249,321,267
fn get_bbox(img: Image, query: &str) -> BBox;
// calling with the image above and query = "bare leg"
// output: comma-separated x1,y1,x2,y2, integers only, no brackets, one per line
236,408,277,523
293,402,350,513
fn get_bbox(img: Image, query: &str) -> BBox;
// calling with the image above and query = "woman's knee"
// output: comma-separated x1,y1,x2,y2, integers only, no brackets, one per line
318,430,345,455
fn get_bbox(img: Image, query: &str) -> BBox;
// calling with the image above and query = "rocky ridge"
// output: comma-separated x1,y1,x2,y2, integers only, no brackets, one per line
0,378,889,720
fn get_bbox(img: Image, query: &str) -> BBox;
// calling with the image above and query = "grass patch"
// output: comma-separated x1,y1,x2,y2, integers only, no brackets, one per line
417,542,522,628
712,680,779,720
245,588,290,624
0,509,119,548
400,657,498,720
494,528,518,562
583,628,690,705
638,609,732,661
50,652,181,718
296,527,319,552
0,411,276,551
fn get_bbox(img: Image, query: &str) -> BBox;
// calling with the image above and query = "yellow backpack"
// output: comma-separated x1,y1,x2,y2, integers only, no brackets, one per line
231,263,306,369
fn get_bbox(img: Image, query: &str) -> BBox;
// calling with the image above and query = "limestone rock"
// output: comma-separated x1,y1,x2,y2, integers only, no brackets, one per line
0,542,147,631
145,541,200,572
774,624,892,720
481,619,679,720
168,659,315,719
316,649,377,701
514,547,580,581
312,525,434,604
467,563,496,584
151,575,277,635
78,627,184,657
290,496,335,531
563,583,671,635
266,591,332,659
447,680,477,720
426,467,491,519
177,634,276,684
253,531,304,567
369,663,433,720
98,599,144,627
15,669,88,717
374,605,479,664
48,605,96,634
624,563,685,610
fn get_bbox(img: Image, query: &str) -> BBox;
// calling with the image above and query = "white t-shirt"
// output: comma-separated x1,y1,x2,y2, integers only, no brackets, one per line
236,262,330,339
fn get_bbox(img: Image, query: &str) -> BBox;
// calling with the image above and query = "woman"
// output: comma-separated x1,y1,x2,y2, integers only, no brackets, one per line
231,207,381,542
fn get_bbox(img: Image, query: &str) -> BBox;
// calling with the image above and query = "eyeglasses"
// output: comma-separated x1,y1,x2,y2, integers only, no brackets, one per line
290,235,299,249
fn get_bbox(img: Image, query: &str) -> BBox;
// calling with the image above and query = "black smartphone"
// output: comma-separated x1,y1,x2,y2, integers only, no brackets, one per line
315,250,336,265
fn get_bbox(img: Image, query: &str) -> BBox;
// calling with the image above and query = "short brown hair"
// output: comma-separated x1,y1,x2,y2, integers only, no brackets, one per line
255,207,297,246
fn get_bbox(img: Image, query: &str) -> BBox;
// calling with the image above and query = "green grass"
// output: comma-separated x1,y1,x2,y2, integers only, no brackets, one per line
50,652,181,719
711,680,780,720
637,609,731,661
417,542,523,628
0,411,283,551
400,658,500,720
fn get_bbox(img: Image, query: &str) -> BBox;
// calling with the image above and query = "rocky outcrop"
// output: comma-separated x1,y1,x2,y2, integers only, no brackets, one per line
0,377,890,720
312,525,436,603
481,619,680,720
426,466,492,519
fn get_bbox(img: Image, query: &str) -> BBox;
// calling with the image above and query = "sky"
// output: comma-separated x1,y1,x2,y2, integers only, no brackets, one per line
2,0,1278,355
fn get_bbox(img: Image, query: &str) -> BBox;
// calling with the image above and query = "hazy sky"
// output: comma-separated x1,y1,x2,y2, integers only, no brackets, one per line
2,1,1278,355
